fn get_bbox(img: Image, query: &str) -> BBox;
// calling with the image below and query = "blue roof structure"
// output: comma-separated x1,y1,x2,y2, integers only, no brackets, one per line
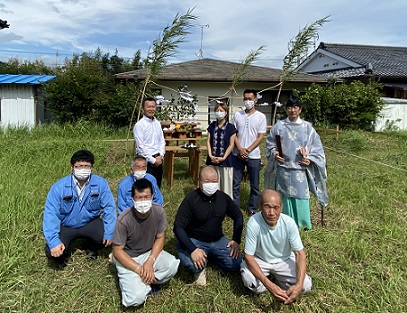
0,74,56,85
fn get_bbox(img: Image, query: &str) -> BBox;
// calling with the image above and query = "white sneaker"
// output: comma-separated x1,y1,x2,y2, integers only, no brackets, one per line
108,252,113,264
193,269,207,286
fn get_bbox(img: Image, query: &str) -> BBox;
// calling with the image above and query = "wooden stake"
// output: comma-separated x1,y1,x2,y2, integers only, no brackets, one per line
320,203,326,227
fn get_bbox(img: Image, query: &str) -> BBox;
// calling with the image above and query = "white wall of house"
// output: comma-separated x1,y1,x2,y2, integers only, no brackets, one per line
298,50,362,74
375,97,407,131
300,54,347,73
0,84,38,128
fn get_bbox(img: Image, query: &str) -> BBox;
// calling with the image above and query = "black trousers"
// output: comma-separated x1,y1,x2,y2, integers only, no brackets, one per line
45,217,104,264
147,163,163,188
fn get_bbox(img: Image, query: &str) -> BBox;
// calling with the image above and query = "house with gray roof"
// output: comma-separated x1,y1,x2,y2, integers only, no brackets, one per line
297,42,407,99
0,74,56,128
115,58,327,127
297,42,407,130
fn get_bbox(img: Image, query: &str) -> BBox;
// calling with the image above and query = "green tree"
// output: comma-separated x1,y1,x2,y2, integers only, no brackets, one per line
301,81,384,130
44,53,113,123
92,82,140,127
94,48,143,76
0,58,54,75
43,51,141,126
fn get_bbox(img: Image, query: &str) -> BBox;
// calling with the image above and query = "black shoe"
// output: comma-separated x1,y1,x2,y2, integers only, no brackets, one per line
85,249,99,260
150,284,160,296
247,210,256,217
51,258,68,270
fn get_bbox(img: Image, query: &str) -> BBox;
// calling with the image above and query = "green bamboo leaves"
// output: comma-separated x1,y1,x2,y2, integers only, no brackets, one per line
281,16,330,83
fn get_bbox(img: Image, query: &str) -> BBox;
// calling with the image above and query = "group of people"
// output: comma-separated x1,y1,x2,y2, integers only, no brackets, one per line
206,89,267,216
207,89,328,229
42,91,328,307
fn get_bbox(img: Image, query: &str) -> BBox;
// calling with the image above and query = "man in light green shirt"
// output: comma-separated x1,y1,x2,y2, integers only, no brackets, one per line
241,190,312,304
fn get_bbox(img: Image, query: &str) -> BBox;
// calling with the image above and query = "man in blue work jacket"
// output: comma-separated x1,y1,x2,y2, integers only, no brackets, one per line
43,150,116,268
117,156,164,214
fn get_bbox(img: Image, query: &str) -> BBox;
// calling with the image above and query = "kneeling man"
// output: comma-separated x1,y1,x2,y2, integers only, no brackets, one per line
241,190,312,304
173,166,243,286
43,149,116,267
113,179,179,307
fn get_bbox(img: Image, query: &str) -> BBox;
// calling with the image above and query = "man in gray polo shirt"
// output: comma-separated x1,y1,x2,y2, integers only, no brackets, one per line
112,178,179,307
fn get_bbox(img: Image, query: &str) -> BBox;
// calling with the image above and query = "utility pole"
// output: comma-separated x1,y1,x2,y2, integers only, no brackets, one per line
196,24,209,59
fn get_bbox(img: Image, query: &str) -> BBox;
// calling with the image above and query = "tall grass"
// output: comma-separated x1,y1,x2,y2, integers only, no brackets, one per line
1,125,406,312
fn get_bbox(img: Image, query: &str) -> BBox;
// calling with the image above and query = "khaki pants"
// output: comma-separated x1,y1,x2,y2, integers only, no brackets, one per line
215,166,234,200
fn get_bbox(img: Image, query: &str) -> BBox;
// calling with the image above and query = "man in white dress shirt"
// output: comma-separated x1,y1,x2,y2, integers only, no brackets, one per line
133,97,166,188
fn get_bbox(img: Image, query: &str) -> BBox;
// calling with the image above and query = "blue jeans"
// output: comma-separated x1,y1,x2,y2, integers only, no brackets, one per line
233,156,261,212
177,236,242,274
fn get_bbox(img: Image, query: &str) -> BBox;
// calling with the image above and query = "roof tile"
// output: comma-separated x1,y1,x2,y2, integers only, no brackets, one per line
319,43,407,77
115,58,327,83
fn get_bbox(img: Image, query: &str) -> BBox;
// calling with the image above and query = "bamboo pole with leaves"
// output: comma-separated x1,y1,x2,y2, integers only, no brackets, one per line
271,16,329,126
219,46,265,110
125,9,197,158
229,46,265,96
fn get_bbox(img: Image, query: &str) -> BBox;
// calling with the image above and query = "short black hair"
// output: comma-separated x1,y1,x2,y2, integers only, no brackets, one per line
131,178,153,197
70,150,94,165
142,97,157,108
243,89,258,98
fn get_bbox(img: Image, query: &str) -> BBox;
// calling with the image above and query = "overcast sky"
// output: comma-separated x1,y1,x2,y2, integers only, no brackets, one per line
0,0,406,69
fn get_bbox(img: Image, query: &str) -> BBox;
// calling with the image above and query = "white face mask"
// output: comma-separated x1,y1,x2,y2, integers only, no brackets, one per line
201,182,218,196
133,170,146,180
133,200,152,214
215,111,226,120
244,100,255,110
74,168,91,181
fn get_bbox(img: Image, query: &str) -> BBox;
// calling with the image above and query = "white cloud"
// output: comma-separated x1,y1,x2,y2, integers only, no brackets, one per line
0,0,406,67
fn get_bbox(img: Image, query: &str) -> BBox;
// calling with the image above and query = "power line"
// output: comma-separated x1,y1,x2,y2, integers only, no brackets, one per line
0,49,72,56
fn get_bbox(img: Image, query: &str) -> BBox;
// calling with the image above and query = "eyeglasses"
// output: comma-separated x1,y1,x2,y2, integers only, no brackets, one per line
74,164,92,169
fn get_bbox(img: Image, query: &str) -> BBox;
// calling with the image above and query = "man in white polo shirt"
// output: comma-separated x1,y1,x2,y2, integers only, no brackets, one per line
233,89,267,215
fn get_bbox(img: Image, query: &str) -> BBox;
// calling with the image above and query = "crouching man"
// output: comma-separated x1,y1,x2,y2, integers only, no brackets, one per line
240,190,312,304
173,166,243,286
113,178,179,307
43,149,116,268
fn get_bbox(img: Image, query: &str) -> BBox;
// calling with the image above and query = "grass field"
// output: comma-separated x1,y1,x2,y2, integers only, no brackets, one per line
1,123,406,312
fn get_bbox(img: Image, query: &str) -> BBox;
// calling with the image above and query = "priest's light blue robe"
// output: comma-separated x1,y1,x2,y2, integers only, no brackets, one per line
265,117,328,228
